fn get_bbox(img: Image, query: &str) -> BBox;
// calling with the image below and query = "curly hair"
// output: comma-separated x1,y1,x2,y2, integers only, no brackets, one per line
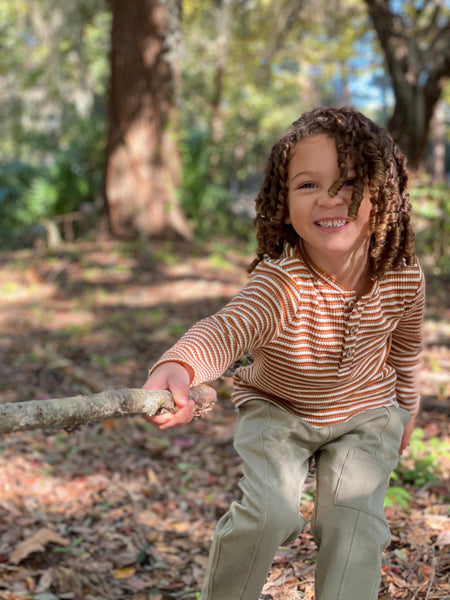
249,106,415,278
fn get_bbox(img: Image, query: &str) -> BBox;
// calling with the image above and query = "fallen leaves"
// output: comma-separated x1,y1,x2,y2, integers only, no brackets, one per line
0,240,448,600
112,566,136,579
0,453,110,516
10,528,69,564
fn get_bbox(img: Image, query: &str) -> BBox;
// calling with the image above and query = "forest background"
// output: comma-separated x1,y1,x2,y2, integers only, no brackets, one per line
0,1,449,599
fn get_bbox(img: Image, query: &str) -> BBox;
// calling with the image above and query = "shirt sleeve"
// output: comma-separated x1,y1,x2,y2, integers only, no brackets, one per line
386,264,425,416
148,261,301,385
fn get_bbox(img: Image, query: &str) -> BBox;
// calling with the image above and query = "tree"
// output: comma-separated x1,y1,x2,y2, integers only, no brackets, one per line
105,0,191,239
0,0,110,163
364,0,450,172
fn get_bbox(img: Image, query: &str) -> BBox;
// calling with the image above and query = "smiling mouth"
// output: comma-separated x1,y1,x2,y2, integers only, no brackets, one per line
315,219,348,228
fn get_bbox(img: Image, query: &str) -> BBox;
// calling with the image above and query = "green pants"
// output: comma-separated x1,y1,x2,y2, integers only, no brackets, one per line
200,400,410,600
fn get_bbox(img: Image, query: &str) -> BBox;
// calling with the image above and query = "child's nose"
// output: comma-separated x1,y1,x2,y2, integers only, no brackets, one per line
317,188,347,206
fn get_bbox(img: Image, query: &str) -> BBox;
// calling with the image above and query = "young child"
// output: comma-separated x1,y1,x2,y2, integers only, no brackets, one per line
143,106,425,600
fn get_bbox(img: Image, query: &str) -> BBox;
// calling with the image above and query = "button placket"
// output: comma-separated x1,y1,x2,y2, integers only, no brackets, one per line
339,304,360,375
336,291,363,377
346,308,361,338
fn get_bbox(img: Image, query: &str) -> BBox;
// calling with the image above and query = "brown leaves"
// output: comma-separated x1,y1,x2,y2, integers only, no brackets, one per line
10,528,69,565
260,536,316,600
0,240,449,600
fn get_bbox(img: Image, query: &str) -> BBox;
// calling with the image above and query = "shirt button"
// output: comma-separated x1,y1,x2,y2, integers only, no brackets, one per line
350,326,357,334
347,300,355,309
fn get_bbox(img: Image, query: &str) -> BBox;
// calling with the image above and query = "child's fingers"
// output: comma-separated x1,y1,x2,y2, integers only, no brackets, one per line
167,375,190,403
149,412,176,427
149,399,195,429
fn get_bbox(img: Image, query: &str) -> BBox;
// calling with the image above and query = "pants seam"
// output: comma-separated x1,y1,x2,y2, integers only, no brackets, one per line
238,402,273,599
204,411,249,598
204,517,233,597
334,501,389,529
311,458,321,546
336,509,360,600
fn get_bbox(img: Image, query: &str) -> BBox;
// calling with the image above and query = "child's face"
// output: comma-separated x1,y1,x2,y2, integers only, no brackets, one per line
285,133,372,272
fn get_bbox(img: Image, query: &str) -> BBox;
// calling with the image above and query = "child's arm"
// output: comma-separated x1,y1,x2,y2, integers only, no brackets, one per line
387,266,425,451
399,415,416,453
398,357,422,453
147,260,300,381
143,261,300,428
142,362,195,430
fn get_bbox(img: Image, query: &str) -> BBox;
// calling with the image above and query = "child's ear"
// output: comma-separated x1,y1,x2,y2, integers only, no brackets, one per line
284,214,291,225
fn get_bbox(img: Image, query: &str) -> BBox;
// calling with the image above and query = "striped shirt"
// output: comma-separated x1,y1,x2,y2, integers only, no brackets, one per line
151,241,425,426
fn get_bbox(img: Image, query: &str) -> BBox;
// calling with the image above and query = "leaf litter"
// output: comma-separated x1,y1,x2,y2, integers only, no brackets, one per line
0,240,448,599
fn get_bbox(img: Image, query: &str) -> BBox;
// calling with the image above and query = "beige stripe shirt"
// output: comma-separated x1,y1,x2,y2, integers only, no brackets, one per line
151,241,425,426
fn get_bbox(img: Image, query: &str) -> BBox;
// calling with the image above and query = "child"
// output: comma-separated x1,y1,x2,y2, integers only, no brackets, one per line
143,106,425,600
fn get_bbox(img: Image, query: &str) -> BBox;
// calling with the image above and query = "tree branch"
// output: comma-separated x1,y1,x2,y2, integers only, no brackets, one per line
0,384,217,435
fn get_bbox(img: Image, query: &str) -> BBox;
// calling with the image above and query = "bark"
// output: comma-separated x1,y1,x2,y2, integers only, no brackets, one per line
432,100,446,183
0,385,216,435
364,0,450,173
105,0,191,239
210,0,232,146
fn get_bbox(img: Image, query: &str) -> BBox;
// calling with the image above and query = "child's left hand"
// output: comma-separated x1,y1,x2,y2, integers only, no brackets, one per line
399,415,415,454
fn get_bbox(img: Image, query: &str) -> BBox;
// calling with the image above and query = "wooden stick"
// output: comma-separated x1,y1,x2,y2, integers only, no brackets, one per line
0,385,217,434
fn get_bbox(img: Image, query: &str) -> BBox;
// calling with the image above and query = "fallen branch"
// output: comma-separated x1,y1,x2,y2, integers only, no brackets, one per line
0,385,217,435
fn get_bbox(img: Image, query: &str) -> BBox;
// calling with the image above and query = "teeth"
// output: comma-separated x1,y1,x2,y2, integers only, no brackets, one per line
317,219,347,228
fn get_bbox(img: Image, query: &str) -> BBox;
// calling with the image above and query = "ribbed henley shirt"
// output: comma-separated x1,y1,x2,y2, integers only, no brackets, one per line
150,241,425,427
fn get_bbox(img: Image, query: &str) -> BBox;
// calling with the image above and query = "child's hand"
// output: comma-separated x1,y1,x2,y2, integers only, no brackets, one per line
142,362,195,430
399,415,415,454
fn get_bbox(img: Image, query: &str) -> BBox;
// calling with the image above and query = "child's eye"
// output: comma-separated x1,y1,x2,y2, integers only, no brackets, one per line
298,182,316,189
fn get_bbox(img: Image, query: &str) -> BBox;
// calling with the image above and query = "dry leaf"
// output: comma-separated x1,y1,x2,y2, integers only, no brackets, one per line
112,566,136,579
10,527,69,564
271,567,284,581
419,564,435,578
426,514,450,531
35,569,54,593
165,519,191,533
435,529,450,548
113,550,138,568
405,524,429,548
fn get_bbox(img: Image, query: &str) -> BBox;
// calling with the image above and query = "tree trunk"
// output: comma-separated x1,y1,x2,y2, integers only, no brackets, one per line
105,0,191,239
432,100,446,183
210,0,232,147
364,0,450,173
0,385,216,435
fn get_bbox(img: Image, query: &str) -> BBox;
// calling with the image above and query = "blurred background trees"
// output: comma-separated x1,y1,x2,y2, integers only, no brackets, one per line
364,0,450,173
0,0,448,269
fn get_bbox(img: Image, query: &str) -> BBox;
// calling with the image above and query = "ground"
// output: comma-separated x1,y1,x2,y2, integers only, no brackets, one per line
0,239,448,600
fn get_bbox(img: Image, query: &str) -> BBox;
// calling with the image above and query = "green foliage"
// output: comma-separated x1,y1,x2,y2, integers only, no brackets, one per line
396,428,449,488
1,0,448,245
0,0,109,245
180,128,253,239
0,117,106,244
0,161,39,224
385,428,449,509
179,0,378,240
384,481,412,511
410,179,450,274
